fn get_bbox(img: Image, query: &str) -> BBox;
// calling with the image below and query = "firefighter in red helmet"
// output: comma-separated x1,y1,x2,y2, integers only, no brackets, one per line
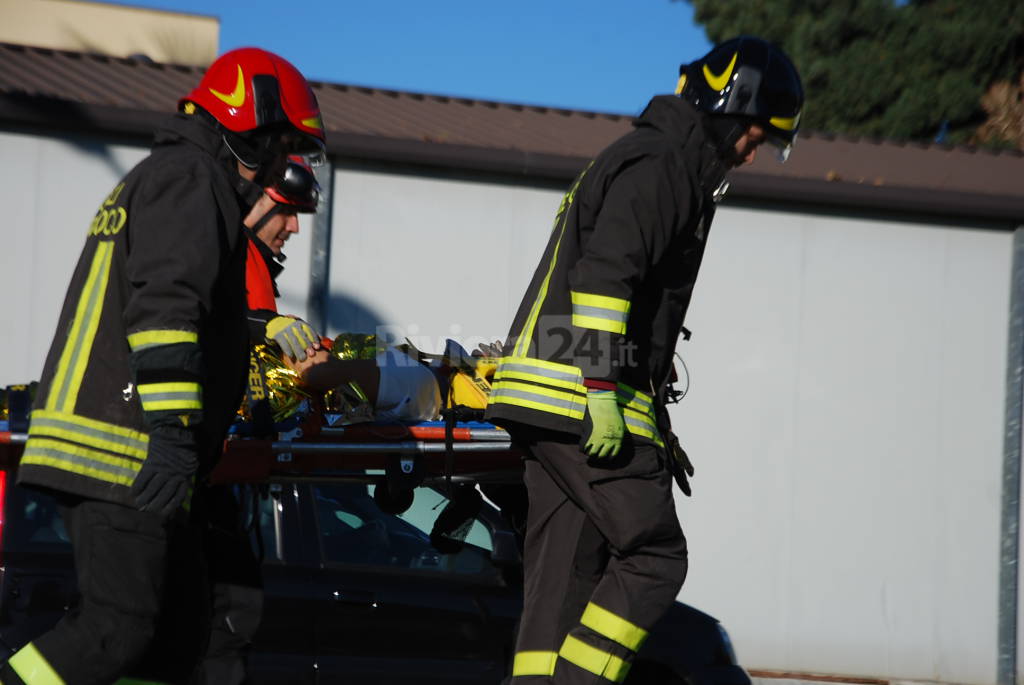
3,48,325,684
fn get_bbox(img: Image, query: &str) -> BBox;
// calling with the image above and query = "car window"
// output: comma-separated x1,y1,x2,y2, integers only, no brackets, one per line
313,483,496,577
6,484,70,551
252,485,281,562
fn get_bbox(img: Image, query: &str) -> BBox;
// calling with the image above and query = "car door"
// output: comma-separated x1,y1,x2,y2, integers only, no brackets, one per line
307,482,515,685
248,483,320,684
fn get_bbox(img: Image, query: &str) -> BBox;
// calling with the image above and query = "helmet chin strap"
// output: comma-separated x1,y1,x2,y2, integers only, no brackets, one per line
702,114,751,165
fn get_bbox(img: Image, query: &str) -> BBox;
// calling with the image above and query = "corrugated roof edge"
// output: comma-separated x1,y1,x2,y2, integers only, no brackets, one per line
1,42,1022,223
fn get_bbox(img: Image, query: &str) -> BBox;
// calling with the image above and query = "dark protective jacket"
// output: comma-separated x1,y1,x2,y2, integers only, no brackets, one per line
19,112,252,506
485,96,729,444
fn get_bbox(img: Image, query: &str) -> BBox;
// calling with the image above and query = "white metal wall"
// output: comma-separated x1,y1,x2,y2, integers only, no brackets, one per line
325,163,565,348
1,129,1016,684
677,206,1011,684
0,129,316,384
0,130,148,384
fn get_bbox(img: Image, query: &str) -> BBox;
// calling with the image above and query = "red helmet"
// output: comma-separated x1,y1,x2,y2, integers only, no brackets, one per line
266,156,320,213
181,47,325,155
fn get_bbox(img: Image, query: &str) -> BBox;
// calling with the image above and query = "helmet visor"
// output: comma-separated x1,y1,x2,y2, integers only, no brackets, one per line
766,131,795,163
279,132,326,167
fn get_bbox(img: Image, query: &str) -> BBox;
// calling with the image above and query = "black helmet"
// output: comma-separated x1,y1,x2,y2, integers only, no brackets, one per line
265,156,320,213
678,36,804,160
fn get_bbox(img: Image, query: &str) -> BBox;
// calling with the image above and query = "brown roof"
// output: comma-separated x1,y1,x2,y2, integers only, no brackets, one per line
2,41,1022,223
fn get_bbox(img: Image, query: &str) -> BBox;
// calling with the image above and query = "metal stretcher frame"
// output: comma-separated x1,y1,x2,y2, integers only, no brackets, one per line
0,419,526,487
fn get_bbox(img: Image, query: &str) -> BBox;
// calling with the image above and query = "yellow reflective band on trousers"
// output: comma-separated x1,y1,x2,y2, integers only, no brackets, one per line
558,634,631,683
28,409,148,460
570,291,630,334
580,602,648,651
513,165,591,358
46,241,114,414
127,329,198,352
137,382,202,412
512,650,558,677
8,642,65,684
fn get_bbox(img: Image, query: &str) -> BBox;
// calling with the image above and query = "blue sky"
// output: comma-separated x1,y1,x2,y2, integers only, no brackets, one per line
104,0,712,116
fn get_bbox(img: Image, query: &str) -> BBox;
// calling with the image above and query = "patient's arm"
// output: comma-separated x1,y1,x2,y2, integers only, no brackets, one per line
298,353,381,406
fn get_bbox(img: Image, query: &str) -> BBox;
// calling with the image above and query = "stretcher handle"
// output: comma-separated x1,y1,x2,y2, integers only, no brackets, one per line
272,441,512,455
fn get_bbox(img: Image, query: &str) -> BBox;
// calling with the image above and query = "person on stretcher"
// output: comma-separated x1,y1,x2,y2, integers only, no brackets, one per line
242,158,440,423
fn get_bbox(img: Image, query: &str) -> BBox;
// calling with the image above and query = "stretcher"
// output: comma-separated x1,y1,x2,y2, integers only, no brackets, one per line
0,386,524,493
211,412,524,489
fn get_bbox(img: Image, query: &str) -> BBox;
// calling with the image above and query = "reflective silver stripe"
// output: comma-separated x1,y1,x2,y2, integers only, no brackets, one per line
616,385,653,412
138,390,200,404
22,445,140,483
490,387,580,413
29,414,147,457
572,304,629,326
624,415,657,437
498,362,580,385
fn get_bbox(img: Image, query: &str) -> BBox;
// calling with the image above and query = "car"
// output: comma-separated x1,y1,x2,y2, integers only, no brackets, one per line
0,388,750,684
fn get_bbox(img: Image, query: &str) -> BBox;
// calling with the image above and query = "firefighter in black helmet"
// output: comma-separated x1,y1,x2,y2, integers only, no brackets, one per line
485,36,803,684
3,48,325,684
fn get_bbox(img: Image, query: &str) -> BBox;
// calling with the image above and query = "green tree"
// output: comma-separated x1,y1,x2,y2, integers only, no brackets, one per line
679,0,1024,147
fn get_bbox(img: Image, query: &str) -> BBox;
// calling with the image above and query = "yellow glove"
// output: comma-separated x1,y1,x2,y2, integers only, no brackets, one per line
266,316,320,362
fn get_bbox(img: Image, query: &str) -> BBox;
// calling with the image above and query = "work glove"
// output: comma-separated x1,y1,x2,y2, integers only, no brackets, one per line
131,425,198,517
665,430,695,496
266,316,320,362
581,390,625,458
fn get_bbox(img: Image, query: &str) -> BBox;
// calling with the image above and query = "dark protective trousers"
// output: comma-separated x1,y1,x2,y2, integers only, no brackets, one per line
0,497,209,685
195,485,264,685
508,426,688,685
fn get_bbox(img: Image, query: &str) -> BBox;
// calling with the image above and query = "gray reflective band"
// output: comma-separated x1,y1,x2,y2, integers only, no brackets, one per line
23,445,139,481
31,415,147,455
491,387,580,412
624,416,656,435
139,390,200,404
572,304,629,324
617,388,652,411
499,363,580,385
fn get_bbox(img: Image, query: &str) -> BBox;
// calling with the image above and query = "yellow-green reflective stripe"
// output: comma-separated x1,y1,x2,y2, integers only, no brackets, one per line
558,634,631,683
571,292,630,334
32,410,149,448
571,291,630,313
127,329,198,351
495,360,585,393
580,603,648,651
512,650,558,676
496,368,582,392
137,382,202,411
514,166,590,358
9,642,65,684
622,406,657,430
616,384,652,411
490,383,586,420
48,241,114,413
22,438,141,486
498,356,585,379
29,414,148,460
571,314,626,334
